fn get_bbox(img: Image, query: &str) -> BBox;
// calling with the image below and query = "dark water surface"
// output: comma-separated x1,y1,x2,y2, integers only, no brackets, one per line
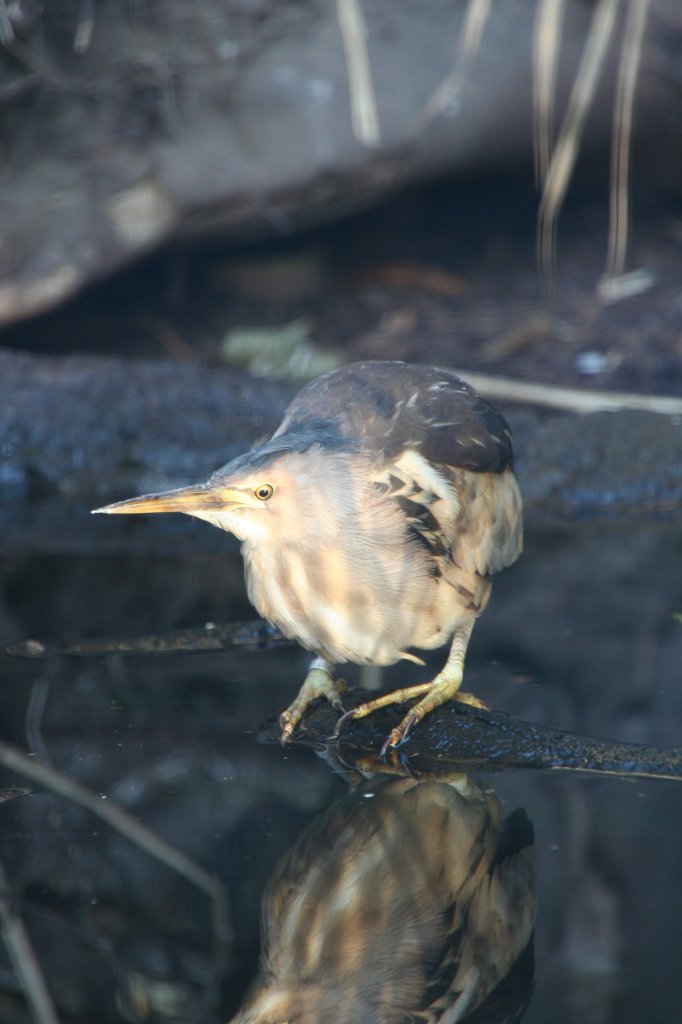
1,524,681,1023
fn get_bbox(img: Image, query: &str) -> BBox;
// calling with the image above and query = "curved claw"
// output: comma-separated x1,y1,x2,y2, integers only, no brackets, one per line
379,712,420,757
331,705,358,739
279,710,298,745
380,730,403,758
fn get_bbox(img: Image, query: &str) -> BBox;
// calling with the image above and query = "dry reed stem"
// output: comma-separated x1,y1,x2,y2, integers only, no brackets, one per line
604,0,650,282
336,0,380,147
450,369,682,416
533,0,565,185
421,0,491,123
538,0,621,278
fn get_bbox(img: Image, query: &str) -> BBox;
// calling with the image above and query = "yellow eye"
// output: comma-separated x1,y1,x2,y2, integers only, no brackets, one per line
254,483,274,501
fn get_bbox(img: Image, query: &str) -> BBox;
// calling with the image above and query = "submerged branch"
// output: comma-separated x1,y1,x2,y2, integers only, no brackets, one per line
0,743,232,952
0,855,60,1024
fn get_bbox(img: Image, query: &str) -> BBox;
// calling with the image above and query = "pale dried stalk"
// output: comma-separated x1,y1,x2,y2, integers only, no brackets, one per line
533,0,565,185
336,0,380,147
450,369,682,416
538,0,620,276
421,0,491,123
604,0,650,282
0,856,60,1024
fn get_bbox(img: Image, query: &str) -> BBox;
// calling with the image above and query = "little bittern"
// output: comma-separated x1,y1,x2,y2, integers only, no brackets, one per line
94,361,522,749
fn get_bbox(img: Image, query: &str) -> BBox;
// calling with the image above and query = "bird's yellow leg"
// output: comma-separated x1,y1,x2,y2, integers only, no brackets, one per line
383,622,485,749
336,621,486,749
280,657,344,744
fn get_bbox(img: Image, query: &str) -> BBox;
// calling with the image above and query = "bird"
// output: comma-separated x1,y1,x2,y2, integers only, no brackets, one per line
93,360,522,750
227,776,536,1024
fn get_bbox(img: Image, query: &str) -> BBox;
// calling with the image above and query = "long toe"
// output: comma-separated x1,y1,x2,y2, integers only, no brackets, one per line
381,689,490,751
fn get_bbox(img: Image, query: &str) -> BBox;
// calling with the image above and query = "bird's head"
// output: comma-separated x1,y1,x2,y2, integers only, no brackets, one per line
92,431,357,545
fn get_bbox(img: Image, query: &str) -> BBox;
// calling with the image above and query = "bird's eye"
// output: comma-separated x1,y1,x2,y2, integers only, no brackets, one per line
254,483,274,501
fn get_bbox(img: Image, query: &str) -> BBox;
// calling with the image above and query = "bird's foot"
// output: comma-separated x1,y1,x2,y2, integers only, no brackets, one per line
280,667,345,744
332,682,434,739
334,680,489,752
380,690,490,753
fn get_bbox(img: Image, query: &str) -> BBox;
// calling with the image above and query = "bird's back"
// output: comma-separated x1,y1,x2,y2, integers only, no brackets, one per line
275,361,514,474
245,361,522,665
277,361,522,579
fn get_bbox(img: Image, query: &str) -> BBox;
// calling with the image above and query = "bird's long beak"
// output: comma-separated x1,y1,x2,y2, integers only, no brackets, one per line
92,483,244,516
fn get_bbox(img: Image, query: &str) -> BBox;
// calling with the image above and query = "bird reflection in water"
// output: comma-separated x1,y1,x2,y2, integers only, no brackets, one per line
229,776,535,1024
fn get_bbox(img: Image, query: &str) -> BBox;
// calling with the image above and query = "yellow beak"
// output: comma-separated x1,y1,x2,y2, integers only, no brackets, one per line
92,483,246,516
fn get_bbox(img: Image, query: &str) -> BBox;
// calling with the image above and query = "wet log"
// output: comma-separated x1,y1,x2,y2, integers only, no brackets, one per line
260,689,682,783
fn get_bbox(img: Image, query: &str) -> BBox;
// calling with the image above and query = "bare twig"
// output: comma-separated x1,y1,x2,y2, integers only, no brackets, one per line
449,369,682,416
336,0,380,148
538,0,620,278
74,0,95,55
603,0,650,282
137,312,200,366
24,668,56,767
533,0,565,185
6,620,288,659
0,743,232,951
0,856,60,1024
421,0,491,123
0,0,14,45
